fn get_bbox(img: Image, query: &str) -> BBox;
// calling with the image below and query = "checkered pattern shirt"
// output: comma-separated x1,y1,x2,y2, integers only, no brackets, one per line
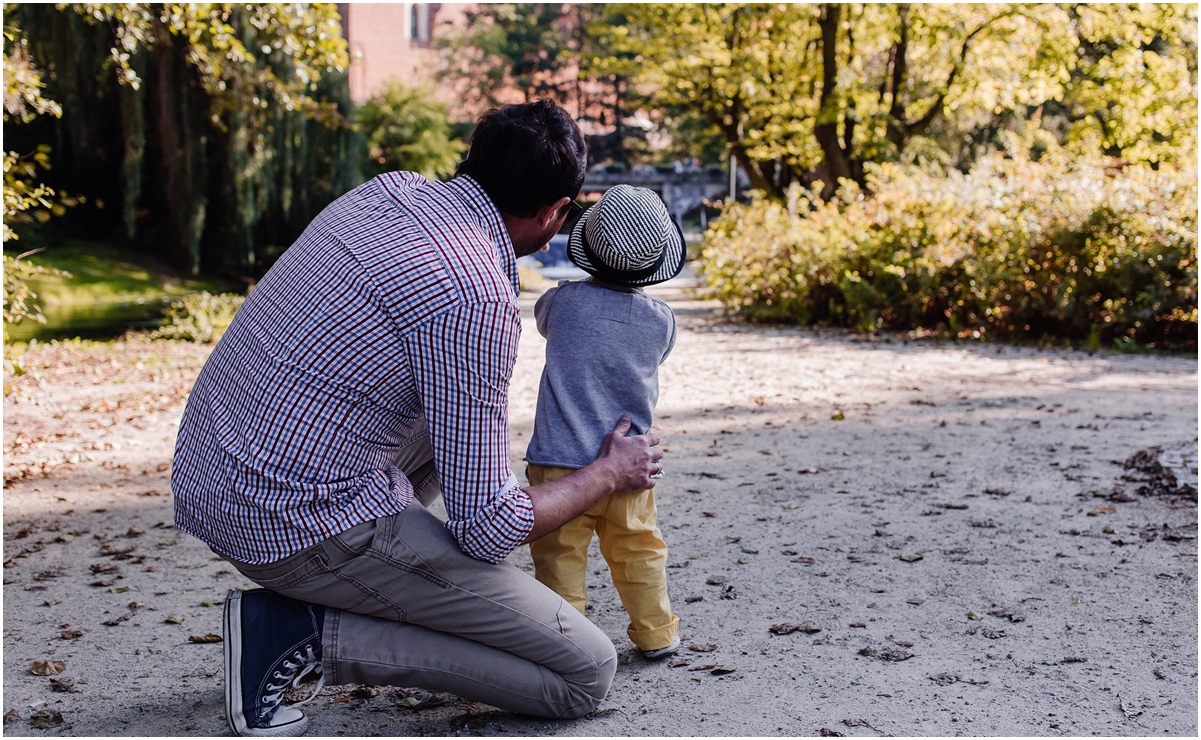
171,174,534,564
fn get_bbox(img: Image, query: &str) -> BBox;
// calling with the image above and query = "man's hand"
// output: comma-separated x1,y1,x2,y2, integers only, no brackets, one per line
595,414,663,494
522,414,663,543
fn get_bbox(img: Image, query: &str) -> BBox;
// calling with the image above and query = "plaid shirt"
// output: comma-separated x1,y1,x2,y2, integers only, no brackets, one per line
171,174,534,564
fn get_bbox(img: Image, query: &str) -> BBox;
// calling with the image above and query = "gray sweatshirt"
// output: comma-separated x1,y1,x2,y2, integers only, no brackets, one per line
525,279,677,470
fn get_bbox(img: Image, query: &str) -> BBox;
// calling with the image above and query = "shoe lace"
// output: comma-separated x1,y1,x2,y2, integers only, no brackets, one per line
262,644,324,712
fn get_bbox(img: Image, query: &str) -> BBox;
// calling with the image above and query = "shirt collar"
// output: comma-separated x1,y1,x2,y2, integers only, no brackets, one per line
445,176,520,297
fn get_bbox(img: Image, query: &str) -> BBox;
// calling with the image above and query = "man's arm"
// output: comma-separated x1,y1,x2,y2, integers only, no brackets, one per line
522,414,662,542
408,301,535,562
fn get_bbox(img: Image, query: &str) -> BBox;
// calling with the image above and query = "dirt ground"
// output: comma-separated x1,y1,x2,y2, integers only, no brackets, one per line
3,274,1197,737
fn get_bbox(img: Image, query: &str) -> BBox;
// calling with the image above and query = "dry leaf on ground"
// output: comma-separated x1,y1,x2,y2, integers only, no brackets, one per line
30,659,66,676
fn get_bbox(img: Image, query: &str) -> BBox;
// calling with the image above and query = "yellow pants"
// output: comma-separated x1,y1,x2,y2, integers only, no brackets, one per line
527,464,680,652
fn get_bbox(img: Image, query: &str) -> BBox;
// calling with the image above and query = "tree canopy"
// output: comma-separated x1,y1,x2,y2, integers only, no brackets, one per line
5,3,360,276
589,3,1197,198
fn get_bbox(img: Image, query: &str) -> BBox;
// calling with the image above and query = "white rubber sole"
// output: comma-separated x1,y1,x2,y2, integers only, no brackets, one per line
224,590,309,737
641,637,681,660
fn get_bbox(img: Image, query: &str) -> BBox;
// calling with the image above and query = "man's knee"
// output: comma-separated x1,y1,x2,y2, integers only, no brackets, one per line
556,625,618,719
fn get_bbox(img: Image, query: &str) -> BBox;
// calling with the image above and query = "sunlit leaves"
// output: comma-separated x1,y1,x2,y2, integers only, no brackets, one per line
69,4,349,127
357,82,466,181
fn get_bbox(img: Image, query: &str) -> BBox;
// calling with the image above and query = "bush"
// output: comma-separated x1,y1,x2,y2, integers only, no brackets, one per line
357,81,466,180
150,292,245,343
699,154,1197,349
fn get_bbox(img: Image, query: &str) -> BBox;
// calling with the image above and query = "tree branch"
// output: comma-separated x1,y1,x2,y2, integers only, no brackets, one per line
903,7,1027,139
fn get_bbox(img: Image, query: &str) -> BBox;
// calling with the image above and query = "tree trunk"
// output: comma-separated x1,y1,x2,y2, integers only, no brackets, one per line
815,4,852,197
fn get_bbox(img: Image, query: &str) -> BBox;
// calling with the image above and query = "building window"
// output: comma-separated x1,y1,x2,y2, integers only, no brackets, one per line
410,3,430,43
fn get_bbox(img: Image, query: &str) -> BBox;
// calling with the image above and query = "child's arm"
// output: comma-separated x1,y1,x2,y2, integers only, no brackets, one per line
533,285,561,338
660,306,678,364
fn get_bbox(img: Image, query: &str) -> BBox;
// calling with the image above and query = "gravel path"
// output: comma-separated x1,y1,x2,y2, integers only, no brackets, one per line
4,276,1196,736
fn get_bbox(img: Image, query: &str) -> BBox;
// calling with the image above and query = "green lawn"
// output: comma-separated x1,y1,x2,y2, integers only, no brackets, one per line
5,241,238,342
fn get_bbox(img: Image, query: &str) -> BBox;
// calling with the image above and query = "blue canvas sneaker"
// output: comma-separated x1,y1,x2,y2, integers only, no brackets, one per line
224,589,326,737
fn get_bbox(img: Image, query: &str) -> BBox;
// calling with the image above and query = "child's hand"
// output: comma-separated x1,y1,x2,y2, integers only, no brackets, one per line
597,414,663,493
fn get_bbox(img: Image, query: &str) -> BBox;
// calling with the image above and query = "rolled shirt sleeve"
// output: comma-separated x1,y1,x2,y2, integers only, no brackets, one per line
406,300,534,562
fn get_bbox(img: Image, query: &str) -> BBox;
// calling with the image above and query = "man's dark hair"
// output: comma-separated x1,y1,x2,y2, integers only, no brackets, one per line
456,99,587,218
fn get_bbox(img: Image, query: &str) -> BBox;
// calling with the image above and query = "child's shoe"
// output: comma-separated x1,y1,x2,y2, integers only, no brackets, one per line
640,637,680,660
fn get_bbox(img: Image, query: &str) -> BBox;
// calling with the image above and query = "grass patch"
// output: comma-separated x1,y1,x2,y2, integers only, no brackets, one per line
5,241,239,341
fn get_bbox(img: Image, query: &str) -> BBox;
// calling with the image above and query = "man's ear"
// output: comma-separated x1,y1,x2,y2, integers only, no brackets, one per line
537,197,572,229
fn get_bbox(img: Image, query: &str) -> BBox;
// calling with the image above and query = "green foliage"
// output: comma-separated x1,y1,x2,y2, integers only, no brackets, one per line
439,3,578,109
150,291,245,343
70,3,350,126
593,3,1197,197
8,3,361,277
2,252,71,332
699,153,1197,349
3,11,81,245
357,82,466,180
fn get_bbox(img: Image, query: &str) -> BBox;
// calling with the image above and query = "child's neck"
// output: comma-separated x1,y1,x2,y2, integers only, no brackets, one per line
589,277,643,293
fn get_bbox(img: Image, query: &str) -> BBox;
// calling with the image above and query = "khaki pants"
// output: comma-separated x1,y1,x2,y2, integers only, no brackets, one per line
224,424,616,720
526,464,679,652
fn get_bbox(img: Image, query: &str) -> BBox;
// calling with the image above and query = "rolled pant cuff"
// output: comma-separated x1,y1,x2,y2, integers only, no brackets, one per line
626,613,679,652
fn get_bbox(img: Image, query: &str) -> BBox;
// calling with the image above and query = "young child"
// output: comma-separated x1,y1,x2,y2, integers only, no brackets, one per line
524,184,686,660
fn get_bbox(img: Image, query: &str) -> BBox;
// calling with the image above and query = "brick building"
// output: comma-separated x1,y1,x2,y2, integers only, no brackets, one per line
336,3,467,104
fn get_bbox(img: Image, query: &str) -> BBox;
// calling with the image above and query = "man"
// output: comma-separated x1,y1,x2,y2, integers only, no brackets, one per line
171,100,664,737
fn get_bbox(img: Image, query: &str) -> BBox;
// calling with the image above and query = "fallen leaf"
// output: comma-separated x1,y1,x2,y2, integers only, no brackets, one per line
1119,697,1143,719
688,642,717,653
200,599,221,607
967,610,982,620
164,615,184,625
60,630,84,640
928,672,959,686
686,663,716,672
710,666,736,675
667,658,691,668
29,659,66,676
33,569,66,581
797,467,825,474
49,678,78,693
899,553,923,563
3,709,19,724
818,728,845,737
849,622,866,628
720,585,737,600
1088,505,1116,516
791,556,815,564
705,575,727,586
109,586,130,594
893,639,915,648
701,511,717,518
29,709,63,729
1061,656,1087,664
188,633,223,644
350,686,378,699
831,412,845,420
906,597,925,606
90,563,120,575
102,612,132,626
126,527,145,537
127,601,145,610
858,646,913,661
396,689,448,710
684,596,703,603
